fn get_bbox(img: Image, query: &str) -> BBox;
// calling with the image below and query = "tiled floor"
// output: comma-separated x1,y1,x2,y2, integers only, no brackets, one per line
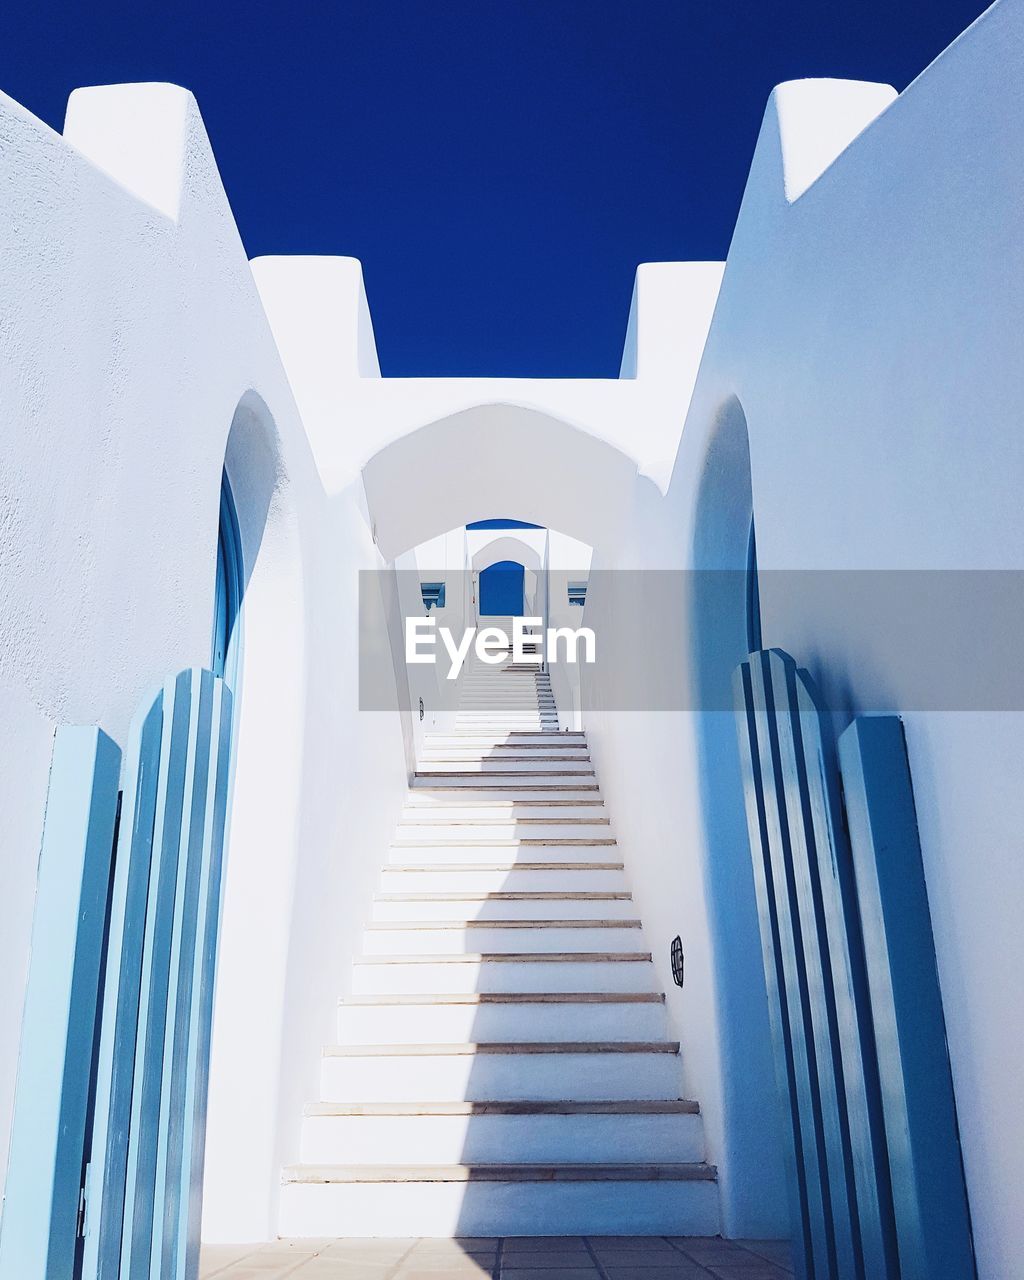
200,1236,794,1279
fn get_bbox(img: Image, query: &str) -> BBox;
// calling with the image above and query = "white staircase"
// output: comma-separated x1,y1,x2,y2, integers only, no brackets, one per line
279,657,719,1237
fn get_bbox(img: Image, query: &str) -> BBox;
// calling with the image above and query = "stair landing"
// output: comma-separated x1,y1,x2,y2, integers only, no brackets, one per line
200,1235,795,1279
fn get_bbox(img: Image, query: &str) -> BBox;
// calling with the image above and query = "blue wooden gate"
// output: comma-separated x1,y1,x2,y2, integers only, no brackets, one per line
734,648,974,1280
0,668,233,1280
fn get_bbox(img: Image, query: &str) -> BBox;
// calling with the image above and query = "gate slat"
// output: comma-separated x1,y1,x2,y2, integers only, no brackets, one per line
175,678,232,1280
736,648,972,1280
838,718,976,1280
78,668,234,1280
733,662,814,1280
121,672,194,1279
793,677,898,1280
769,651,861,1280
0,728,121,1280
81,697,164,1280
151,671,216,1278
744,651,836,1279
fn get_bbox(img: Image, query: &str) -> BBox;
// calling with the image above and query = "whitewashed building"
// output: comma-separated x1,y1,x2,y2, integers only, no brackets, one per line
0,2,1021,1277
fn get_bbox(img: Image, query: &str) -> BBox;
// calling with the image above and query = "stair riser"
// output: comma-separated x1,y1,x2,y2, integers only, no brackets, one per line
300,1112,703,1164
418,754,589,765
361,926,643,954
416,762,594,774
320,1052,681,1103
351,958,657,995
456,710,558,717
411,780,597,793
453,724,560,731
371,898,635,921
396,824,609,842
278,1179,720,1238
399,807,608,823
421,743,585,752
378,869,628,893
455,704,555,710
387,845,615,866
456,693,556,701
405,791,603,806
423,737,581,748
451,728,562,736
336,1002,668,1043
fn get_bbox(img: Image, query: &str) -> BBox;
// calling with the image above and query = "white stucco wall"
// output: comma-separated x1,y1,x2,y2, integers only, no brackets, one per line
583,2,1024,1270
1,0,1021,1264
0,83,406,1243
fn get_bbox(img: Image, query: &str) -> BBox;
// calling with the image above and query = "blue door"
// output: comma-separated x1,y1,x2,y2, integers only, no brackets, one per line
478,560,525,616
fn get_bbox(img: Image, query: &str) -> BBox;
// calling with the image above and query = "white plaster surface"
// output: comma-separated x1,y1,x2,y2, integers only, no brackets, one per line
0,1,1021,1267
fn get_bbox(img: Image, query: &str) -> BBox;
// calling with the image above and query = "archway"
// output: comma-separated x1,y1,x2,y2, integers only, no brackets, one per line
689,394,786,1233
203,391,306,1242
360,403,638,561
469,532,545,625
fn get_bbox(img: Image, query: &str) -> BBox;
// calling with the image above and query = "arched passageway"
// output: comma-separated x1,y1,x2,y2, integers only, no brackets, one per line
688,394,786,1232
360,403,638,560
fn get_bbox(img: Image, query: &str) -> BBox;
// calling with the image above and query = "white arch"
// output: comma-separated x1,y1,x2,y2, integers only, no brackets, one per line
361,403,637,560
204,389,306,1241
470,534,544,575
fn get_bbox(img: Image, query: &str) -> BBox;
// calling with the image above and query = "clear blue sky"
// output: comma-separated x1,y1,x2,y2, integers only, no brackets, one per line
3,0,991,376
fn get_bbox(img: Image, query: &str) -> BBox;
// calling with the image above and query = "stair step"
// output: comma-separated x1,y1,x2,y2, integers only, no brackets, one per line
371,893,635,921
453,722,560,729
396,829,614,847
424,736,582,748
411,780,599,792
415,763,595,775
355,951,651,963
325,1041,678,1056
368,921,634,931
428,730,584,737
352,954,657,995
457,697,553,703
398,809,609,823
379,866,628,893
319,1044,682,1102
340,992,664,1004
387,844,617,867
336,994,667,1043
403,796,604,810
393,834,616,843
299,1105,704,1164
362,923,642,956
284,1161,713,1182
278,1169,719,1237
417,747,591,757
367,917,639,928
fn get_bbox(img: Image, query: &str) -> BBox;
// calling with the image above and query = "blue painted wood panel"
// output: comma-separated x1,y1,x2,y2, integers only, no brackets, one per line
734,650,903,1280
791,676,897,1280
838,717,976,1280
0,727,121,1280
733,661,814,1280
75,668,233,1280
80,693,164,1280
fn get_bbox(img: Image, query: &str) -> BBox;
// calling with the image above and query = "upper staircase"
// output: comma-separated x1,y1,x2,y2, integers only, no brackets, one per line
279,653,719,1236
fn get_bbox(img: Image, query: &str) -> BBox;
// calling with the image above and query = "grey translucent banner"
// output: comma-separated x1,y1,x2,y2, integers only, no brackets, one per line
358,569,1024,712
